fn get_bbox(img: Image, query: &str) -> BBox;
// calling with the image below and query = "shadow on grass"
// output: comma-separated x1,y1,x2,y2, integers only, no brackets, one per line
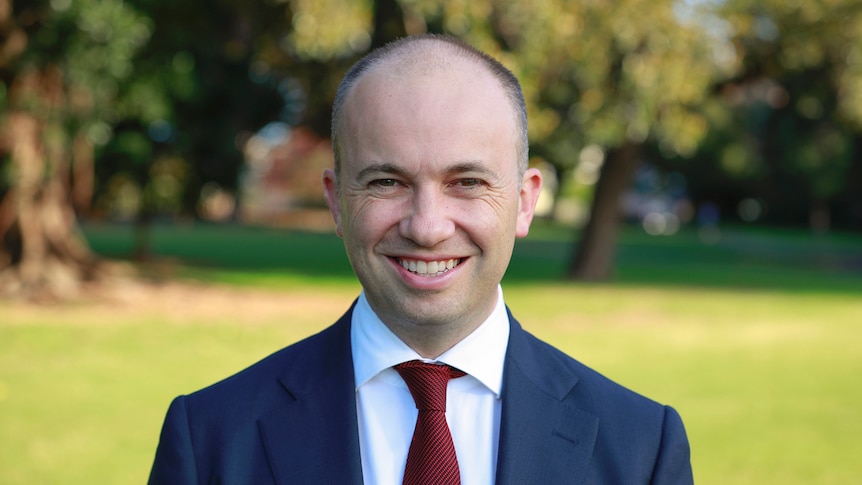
509,223,862,295
84,221,354,278
82,220,862,295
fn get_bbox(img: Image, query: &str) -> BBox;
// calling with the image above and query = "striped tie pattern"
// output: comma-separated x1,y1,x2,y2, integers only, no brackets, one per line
395,360,467,485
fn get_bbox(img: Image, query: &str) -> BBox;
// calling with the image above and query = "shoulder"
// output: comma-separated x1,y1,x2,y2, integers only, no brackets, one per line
508,316,692,482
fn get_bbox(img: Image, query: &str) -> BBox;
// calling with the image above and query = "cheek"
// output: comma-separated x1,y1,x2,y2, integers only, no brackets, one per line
344,198,402,241
456,202,517,244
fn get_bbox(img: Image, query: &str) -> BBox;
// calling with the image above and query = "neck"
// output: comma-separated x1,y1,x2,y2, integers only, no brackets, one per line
386,319,483,359
362,286,502,359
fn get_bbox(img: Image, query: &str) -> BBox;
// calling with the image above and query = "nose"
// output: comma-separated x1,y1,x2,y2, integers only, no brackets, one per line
399,186,456,247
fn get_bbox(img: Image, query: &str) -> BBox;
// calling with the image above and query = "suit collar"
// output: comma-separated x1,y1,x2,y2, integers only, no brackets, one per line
259,305,364,485
254,305,599,485
496,312,599,484
351,287,510,397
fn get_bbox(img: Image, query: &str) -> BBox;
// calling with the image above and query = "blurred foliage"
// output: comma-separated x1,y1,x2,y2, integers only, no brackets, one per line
672,0,862,227
3,0,862,258
286,0,373,59
0,0,153,197
284,0,721,178
1,0,153,134
724,0,862,126
92,0,288,219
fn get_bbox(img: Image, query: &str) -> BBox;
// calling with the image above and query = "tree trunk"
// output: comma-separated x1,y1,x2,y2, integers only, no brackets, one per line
0,111,101,300
568,141,640,281
809,198,831,234
371,0,407,48
71,131,95,216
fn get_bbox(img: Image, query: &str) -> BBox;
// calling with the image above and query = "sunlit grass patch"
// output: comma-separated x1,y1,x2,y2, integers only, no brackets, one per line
1,221,859,484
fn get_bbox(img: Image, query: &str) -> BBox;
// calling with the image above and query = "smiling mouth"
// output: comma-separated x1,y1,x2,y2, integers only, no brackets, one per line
397,257,463,276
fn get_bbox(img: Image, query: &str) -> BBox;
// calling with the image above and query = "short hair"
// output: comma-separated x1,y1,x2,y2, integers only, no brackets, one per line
330,34,528,175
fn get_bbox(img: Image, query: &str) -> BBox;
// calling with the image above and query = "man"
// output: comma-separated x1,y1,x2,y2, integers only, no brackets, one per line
149,34,693,484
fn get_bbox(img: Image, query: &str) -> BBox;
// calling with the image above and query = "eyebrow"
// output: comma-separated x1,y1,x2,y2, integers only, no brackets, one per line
355,160,496,180
446,161,495,177
356,163,407,180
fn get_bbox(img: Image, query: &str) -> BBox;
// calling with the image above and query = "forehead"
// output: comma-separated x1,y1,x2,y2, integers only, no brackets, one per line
339,56,519,172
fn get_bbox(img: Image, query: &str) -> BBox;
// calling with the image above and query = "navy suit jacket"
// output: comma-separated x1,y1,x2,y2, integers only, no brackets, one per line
149,306,693,484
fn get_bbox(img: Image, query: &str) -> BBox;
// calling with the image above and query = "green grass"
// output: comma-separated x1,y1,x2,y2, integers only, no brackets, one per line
505,284,862,484
81,219,862,293
1,221,861,484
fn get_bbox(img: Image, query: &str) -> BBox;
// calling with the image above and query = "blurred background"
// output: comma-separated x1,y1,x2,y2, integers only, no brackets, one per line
1,0,861,483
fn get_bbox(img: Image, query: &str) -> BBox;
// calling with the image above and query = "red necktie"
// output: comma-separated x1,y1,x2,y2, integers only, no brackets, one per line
394,360,467,485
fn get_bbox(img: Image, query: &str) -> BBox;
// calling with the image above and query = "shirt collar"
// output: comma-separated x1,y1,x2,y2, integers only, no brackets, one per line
351,286,510,397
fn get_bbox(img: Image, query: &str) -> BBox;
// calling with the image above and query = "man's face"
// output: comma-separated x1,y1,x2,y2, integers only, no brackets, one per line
324,62,542,338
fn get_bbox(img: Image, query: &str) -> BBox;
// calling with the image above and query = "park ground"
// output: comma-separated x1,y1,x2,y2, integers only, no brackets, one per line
1,221,861,484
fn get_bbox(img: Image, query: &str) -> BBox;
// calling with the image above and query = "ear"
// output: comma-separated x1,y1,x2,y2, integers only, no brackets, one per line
322,168,343,237
515,167,543,238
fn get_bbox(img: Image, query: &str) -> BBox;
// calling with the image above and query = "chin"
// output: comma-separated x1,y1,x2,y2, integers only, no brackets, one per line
386,300,462,328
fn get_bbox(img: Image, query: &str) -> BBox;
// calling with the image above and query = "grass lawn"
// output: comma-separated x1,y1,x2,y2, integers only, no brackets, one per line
1,220,861,484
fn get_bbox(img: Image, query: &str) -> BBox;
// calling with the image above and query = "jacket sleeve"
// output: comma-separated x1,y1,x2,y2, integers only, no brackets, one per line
148,396,199,485
650,405,694,485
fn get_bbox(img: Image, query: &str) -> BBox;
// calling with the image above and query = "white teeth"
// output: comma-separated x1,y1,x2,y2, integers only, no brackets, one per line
399,258,460,276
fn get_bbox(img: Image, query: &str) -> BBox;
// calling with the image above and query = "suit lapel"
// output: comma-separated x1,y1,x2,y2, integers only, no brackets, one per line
258,308,364,485
252,306,599,484
496,315,599,484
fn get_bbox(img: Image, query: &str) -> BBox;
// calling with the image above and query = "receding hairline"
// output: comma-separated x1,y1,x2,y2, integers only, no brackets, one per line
354,36,491,80
331,34,529,174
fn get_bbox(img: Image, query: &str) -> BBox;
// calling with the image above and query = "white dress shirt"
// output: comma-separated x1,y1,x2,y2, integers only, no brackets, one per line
351,286,510,485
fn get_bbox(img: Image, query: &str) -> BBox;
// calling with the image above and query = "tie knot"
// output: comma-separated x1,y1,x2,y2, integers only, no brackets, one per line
394,360,466,412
